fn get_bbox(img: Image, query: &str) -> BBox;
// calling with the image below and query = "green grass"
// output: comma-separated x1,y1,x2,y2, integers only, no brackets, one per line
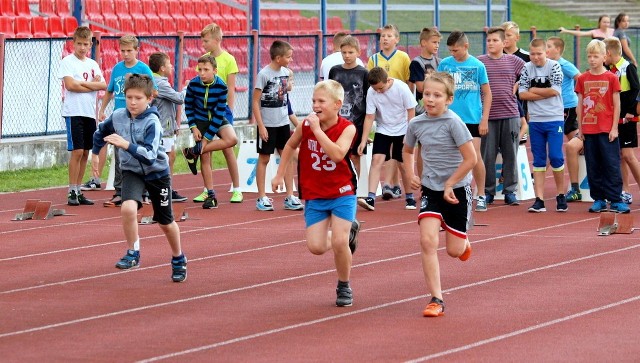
0,150,231,193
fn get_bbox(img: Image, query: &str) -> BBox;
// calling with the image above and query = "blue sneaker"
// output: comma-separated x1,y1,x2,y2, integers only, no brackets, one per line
115,250,140,269
381,185,394,200
485,194,495,205
256,196,274,211
284,195,304,210
566,189,582,202
609,202,631,214
504,193,519,206
528,198,546,213
589,200,608,213
621,191,633,204
475,195,487,212
171,255,187,282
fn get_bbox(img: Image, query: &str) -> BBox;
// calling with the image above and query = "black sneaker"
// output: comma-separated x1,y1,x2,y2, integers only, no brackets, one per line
203,196,218,209
556,194,568,212
67,190,79,206
172,190,188,202
336,284,353,307
357,197,375,211
405,198,417,210
80,179,101,191
182,147,199,175
171,255,187,282
392,186,402,199
349,219,360,255
528,198,546,213
115,250,140,269
381,185,393,200
77,193,94,205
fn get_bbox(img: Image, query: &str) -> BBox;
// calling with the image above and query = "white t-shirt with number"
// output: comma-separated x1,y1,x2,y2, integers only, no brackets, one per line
58,54,103,118
365,78,417,136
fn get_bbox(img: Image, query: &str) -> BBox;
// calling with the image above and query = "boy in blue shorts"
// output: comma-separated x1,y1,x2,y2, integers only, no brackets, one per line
272,80,360,307
402,72,476,317
519,39,567,212
92,74,187,282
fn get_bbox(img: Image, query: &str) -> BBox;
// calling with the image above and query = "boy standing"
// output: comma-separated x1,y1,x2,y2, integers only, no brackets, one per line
437,31,492,212
149,52,187,202
252,40,302,211
58,26,106,206
92,74,187,282
182,55,238,209
321,32,365,81
357,67,417,210
271,80,360,307
519,39,567,213
193,22,244,204
478,27,524,206
328,35,369,174
95,35,155,207
409,27,442,115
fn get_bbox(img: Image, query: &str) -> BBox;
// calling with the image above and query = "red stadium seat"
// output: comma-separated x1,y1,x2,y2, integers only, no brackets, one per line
166,0,184,20
56,0,71,17
39,0,57,16
133,17,150,36
14,15,31,37
100,0,117,20
180,0,199,22
1,0,15,16
15,0,31,17
48,16,66,37
63,16,78,36
175,16,192,35
31,16,49,37
127,0,144,18
113,0,132,24
140,0,159,21
103,17,120,36
119,18,135,35
0,15,15,37
85,0,104,25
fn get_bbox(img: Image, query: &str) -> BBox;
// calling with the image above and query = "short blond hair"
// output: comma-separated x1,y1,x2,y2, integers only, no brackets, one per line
119,34,139,49
340,35,360,51
502,21,520,35
604,37,622,56
586,39,606,55
381,24,400,38
332,32,349,48
419,27,441,42
547,36,565,53
425,72,455,99
201,23,223,39
314,80,344,103
73,26,92,41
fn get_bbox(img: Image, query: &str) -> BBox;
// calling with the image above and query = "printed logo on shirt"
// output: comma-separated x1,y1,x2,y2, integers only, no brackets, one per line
582,80,610,125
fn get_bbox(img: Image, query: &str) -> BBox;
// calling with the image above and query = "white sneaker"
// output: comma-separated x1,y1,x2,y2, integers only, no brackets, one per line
284,195,303,210
256,196,274,211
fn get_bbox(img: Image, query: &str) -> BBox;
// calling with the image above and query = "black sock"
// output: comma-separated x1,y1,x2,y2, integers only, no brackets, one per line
337,280,350,288
571,183,579,191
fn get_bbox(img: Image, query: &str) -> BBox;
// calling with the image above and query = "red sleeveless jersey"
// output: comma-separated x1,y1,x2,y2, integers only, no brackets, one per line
298,116,358,200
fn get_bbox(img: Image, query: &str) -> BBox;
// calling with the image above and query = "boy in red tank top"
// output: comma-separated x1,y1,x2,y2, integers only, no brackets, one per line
272,80,361,307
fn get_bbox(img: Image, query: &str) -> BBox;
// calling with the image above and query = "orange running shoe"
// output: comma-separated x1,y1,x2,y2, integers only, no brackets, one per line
423,297,445,317
459,240,472,261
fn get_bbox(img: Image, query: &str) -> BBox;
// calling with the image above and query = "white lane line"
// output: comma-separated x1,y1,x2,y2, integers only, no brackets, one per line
405,294,640,362
136,243,640,362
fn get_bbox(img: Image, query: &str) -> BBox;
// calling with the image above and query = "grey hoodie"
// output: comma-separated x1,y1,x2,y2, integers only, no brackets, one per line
151,74,184,138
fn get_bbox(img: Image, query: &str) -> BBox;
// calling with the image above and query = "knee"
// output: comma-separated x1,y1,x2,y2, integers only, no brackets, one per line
226,134,238,148
307,244,325,255
420,236,439,255
446,244,462,258
120,201,137,218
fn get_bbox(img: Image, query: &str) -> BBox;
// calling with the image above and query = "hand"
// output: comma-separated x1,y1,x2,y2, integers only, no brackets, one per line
357,141,365,156
443,186,459,204
304,113,320,132
192,128,202,142
104,133,128,149
410,174,421,190
624,113,634,123
271,175,284,193
98,111,106,121
92,75,102,82
258,125,268,142
609,129,619,142
559,26,567,32
479,120,489,136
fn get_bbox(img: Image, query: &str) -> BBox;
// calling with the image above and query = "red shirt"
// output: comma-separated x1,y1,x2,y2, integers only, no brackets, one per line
575,71,621,134
298,116,358,200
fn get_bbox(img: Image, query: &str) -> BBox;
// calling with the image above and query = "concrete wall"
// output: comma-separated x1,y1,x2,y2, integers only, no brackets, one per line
0,123,257,172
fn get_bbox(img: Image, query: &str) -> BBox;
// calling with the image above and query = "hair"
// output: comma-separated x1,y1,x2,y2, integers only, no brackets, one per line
604,37,622,56
339,35,360,51
502,21,520,35
529,38,546,49
597,15,610,28
197,54,217,68
486,26,505,40
446,30,468,46
547,36,565,53
201,22,223,38
586,39,606,55
119,34,139,49
124,73,154,97
332,32,349,48
314,80,344,103
424,72,455,99
148,52,169,73
269,40,293,60
614,13,627,29
367,67,388,85
381,24,400,38
73,26,92,41
419,27,442,42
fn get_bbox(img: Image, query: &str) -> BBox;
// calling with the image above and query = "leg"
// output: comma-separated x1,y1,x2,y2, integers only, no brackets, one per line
419,217,442,300
547,121,566,196
223,146,240,188
471,137,486,197
256,154,271,198
159,221,182,256
529,123,547,199
167,149,176,176
200,149,214,191
565,137,583,186
97,145,108,179
120,200,139,250
368,154,385,194
622,147,640,191
68,149,85,185
481,121,499,197
500,117,521,195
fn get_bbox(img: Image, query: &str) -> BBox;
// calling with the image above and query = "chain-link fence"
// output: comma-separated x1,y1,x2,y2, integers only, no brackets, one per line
2,28,640,138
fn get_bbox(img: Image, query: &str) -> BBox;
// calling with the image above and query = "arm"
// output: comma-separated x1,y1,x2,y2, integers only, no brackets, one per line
226,72,237,111
98,91,114,121
479,82,492,135
406,108,415,122
310,116,356,162
402,144,421,192
252,88,268,141
91,116,115,154
272,122,303,190
358,114,375,155
620,38,638,66
528,87,560,98
443,141,477,204
576,93,584,139
559,27,594,37
156,79,185,105
610,91,621,141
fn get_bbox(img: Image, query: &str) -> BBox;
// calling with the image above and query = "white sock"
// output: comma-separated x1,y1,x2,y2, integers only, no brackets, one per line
133,239,140,251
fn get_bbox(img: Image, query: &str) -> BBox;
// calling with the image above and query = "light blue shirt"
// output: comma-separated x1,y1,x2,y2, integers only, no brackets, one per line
107,60,155,110
438,55,489,125
558,57,580,108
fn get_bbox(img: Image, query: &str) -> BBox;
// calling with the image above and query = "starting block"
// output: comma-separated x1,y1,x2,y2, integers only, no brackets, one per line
597,212,634,236
138,203,189,225
12,199,68,221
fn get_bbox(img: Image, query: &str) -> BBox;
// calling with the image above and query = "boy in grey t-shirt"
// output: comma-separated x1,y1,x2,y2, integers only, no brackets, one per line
518,38,567,213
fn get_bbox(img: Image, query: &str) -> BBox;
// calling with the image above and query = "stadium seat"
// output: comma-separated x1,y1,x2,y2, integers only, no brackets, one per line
140,0,159,21
100,0,117,20
179,0,199,22
103,17,120,35
39,0,57,17
1,0,14,16
48,16,66,37
112,0,132,24
119,18,135,35
56,0,71,18
31,16,49,37
63,16,77,36
127,0,144,19
0,15,15,37
14,0,31,17
175,16,192,35
14,15,31,38
85,0,104,25
148,18,167,36
166,0,184,20
133,17,150,36
154,0,174,24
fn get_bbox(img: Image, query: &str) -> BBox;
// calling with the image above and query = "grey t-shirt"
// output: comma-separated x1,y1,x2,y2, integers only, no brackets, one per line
518,59,564,122
255,66,290,127
614,29,633,63
404,109,473,190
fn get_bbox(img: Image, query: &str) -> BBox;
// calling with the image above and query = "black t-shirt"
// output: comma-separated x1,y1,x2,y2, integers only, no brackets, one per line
328,65,369,127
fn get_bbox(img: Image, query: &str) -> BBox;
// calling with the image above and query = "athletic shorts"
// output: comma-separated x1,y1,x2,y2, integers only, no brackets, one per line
195,119,231,141
224,105,234,125
563,107,578,136
65,116,96,151
121,171,174,225
257,124,290,155
371,133,404,162
465,123,480,138
619,121,638,148
418,185,472,239
304,195,357,227
529,121,564,170
161,135,176,152
350,122,367,156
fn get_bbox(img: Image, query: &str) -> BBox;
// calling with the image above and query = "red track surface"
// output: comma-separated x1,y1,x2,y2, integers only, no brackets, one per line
1,170,639,362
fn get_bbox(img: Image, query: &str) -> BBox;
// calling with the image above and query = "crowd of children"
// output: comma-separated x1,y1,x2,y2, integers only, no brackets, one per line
60,17,639,314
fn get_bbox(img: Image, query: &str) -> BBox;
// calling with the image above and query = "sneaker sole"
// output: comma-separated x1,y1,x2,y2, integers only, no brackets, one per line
528,208,546,213
357,199,375,211
381,192,393,201
230,198,244,203
423,308,445,317
172,274,187,283
115,263,139,270
556,208,568,212
284,206,304,210
336,301,353,307
405,206,417,210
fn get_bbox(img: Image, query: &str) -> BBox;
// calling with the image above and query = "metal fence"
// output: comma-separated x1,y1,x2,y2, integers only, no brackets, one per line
2,28,640,138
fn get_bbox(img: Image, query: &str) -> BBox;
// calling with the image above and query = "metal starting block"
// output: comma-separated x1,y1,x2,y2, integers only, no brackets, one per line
138,203,188,225
12,199,68,221
598,212,635,236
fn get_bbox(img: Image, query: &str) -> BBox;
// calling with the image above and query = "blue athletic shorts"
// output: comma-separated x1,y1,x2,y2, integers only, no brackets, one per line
529,121,564,170
304,195,357,227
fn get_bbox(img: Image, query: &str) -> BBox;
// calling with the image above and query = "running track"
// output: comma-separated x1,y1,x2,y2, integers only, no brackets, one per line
1,170,639,362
